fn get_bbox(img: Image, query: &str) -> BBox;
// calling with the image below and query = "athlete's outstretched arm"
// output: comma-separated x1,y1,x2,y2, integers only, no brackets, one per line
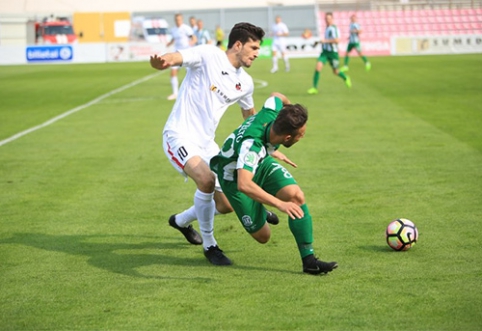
150,52,183,70
271,150,297,168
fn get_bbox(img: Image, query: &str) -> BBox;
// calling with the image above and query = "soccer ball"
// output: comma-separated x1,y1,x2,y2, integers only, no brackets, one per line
386,218,418,251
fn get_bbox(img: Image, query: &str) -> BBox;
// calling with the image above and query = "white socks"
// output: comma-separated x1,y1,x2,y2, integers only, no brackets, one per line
194,189,217,249
175,206,197,227
170,76,179,96
272,56,278,71
284,57,290,71
174,205,222,228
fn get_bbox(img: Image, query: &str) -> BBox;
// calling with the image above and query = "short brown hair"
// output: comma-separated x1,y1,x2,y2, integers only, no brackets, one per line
227,22,265,48
273,104,308,136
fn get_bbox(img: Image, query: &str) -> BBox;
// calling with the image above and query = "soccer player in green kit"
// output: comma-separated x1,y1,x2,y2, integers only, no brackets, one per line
340,14,371,72
307,12,351,95
210,92,338,275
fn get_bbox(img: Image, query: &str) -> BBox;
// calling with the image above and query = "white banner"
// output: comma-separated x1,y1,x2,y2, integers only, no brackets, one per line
106,43,169,62
391,35,482,55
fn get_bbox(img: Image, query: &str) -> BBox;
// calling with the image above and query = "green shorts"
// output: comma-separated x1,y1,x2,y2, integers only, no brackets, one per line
346,42,362,53
317,50,340,69
219,156,297,233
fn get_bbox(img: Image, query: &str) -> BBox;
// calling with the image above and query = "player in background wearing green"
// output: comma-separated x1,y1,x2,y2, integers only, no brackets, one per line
340,14,371,72
307,12,351,95
210,92,338,275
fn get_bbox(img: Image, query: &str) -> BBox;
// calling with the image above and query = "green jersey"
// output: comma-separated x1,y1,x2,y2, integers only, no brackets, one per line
210,96,283,182
323,24,340,52
349,22,361,44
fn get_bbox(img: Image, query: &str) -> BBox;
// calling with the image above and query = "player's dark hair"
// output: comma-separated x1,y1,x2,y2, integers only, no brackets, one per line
273,104,308,136
227,22,265,48
326,12,333,17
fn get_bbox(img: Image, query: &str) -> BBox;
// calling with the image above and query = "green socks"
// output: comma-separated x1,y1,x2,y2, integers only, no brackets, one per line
312,71,320,88
289,204,314,258
338,71,347,80
344,56,350,66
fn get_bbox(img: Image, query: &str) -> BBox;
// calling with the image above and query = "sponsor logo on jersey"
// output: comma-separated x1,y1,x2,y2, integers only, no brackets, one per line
244,151,258,168
221,71,229,75
210,84,233,103
235,82,241,91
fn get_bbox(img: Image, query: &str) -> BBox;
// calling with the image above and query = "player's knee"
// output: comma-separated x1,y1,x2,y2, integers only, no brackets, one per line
290,189,305,206
251,225,271,244
196,173,216,192
253,233,270,244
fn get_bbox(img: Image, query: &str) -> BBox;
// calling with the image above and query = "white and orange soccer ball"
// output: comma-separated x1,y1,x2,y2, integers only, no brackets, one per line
386,218,418,251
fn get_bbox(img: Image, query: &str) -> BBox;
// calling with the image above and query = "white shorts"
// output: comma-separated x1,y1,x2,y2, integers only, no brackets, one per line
163,132,222,190
272,39,287,54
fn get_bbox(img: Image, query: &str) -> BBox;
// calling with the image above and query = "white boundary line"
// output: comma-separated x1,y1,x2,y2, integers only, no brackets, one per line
0,71,162,147
0,74,267,147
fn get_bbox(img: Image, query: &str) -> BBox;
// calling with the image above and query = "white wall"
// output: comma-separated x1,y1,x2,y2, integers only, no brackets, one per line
0,0,315,14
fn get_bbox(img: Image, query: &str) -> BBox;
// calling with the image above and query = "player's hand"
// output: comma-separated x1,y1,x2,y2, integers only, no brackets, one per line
272,150,297,168
278,201,304,219
150,54,170,70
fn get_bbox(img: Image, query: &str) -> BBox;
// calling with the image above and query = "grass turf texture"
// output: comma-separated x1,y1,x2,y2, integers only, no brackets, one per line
0,55,481,330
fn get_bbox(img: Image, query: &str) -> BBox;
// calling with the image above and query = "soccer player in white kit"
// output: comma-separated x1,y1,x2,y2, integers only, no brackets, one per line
270,16,290,73
150,23,267,266
165,13,197,101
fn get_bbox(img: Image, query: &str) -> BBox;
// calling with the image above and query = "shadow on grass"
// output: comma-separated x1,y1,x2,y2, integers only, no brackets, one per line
0,232,215,281
1,232,309,279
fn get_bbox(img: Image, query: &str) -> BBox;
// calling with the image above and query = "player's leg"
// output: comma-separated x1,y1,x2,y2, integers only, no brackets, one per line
168,67,179,100
355,44,371,71
271,44,279,73
184,157,232,265
341,44,352,72
219,178,272,244
163,135,230,265
280,41,290,72
261,159,338,275
331,52,351,88
308,54,325,94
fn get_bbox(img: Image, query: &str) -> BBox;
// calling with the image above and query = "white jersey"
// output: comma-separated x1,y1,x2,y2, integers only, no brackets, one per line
163,44,255,147
170,24,194,51
272,22,289,41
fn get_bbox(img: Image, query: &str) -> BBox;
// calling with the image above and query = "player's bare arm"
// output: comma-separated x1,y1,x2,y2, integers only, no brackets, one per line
270,92,290,105
237,169,303,219
150,52,183,70
241,107,256,120
271,150,297,168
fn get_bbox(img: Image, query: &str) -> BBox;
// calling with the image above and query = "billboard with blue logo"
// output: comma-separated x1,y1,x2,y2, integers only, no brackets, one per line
26,46,73,62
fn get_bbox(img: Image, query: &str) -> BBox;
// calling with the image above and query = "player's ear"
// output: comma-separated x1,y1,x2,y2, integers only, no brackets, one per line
234,40,243,50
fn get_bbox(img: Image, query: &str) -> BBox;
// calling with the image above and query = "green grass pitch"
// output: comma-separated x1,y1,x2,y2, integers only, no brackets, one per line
0,54,481,330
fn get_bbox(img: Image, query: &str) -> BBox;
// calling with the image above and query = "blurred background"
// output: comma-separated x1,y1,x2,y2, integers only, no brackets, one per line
0,0,481,64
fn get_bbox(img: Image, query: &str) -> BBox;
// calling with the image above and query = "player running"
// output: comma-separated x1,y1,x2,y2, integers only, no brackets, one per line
270,15,290,73
210,92,338,275
307,12,351,95
340,14,371,72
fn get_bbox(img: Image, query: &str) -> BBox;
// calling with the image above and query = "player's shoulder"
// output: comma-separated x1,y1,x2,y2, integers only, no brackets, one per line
262,95,283,111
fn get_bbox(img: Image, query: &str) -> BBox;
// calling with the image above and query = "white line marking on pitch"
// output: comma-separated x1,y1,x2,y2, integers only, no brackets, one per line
254,79,268,89
0,71,162,147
